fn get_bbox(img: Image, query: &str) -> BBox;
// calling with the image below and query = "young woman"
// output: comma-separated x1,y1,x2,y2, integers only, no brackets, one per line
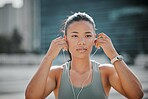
25,12,143,99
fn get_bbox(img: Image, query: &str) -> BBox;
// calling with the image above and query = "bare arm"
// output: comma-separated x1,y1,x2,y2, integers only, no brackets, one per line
95,33,144,99
25,37,67,99
110,60,143,99
25,55,55,99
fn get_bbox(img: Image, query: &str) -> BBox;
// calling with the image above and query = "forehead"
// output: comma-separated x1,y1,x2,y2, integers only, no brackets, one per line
67,21,94,32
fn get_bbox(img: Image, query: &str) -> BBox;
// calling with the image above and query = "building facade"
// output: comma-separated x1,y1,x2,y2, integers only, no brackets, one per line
1,0,147,58
0,0,41,52
40,0,148,59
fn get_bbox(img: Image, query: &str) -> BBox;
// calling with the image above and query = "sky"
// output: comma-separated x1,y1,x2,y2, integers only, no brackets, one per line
0,0,23,8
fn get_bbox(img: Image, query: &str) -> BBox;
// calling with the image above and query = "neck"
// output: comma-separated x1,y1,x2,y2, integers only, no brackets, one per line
70,57,91,73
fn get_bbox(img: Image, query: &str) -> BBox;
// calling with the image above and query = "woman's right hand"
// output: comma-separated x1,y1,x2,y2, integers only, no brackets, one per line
25,37,67,99
46,36,68,61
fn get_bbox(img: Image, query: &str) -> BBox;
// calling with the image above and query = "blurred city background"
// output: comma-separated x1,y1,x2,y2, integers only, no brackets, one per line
0,0,148,99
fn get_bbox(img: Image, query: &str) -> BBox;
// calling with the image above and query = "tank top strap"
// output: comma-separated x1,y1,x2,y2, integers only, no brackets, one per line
58,61,75,99
91,60,107,98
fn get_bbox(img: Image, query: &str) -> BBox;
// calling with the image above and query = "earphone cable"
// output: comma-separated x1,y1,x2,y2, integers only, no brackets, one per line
62,50,93,99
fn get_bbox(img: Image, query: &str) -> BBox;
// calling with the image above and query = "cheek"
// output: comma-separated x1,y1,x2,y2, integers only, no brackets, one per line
88,38,95,46
88,42,94,50
67,39,77,49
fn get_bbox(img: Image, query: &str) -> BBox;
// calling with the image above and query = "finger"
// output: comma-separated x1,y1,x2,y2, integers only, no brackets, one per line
55,39,68,50
94,38,103,44
52,37,66,45
95,37,107,43
96,35,111,44
63,44,68,51
95,39,106,49
53,36,63,42
96,42,105,49
55,36,63,40
56,37,67,42
56,40,67,45
53,37,68,51
97,32,110,40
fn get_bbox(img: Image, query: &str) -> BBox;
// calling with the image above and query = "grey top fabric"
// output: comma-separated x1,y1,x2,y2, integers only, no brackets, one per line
58,60,108,99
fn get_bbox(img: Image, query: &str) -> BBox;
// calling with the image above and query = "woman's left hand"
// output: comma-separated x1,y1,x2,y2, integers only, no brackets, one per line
95,33,119,60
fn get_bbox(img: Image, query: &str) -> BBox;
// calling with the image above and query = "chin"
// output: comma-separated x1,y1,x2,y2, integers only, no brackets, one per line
73,53,90,59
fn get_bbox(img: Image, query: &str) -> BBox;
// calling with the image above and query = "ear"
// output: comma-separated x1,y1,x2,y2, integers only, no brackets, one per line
63,35,68,51
64,35,67,41
92,31,96,37
93,33,96,44
94,33,96,38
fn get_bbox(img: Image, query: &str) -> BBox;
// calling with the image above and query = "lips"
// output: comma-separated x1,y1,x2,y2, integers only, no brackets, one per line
76,48,87,53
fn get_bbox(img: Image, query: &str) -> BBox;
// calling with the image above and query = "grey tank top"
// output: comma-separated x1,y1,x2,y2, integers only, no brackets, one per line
58,60,108,99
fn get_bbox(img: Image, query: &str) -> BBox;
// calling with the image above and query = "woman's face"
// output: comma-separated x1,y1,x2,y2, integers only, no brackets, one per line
66,21,96,59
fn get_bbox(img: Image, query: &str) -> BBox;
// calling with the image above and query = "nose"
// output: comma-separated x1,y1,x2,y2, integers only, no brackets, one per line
78,38,85,45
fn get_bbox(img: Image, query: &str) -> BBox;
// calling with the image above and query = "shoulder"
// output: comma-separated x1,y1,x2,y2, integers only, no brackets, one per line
50,65,64,70
92,60,113,70
50,62,69,71
92,60,114,73
50,65,64,74
99,63,114,69
48,65,65,82
49,62,69,76
98,64,117,86
98,63,116,76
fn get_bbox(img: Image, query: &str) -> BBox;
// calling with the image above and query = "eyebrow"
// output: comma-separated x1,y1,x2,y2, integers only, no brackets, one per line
71,32,78,34
71,31,92,34
85,32,91,34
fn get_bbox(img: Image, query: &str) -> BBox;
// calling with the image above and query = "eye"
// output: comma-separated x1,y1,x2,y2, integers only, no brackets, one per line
72,35,78,37
86,35,92,37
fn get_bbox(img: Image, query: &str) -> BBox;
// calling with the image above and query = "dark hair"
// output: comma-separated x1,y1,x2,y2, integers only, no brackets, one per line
63,12,96,35
62,12,96,61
